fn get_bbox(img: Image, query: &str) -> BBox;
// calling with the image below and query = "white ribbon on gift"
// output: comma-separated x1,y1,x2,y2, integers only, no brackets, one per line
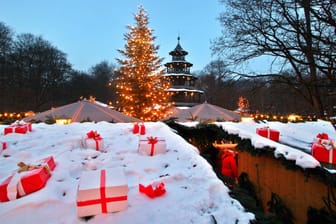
329,149,333,164
6,161,51,201
6,172,26,201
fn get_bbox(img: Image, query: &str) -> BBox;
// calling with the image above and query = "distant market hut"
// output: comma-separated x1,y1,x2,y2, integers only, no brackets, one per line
24,99,141,123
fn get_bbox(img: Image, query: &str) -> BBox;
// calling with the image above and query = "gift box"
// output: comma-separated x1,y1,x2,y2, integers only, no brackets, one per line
133,123,145,135
313,133,335,150
4,125,28,135
82,130,104,151
0,156,56,202
312,142,336,164
1,141,6,150
76,168,128,217
256,127,280,142
4,121,32,135
139,182,166,198
138,136,166,156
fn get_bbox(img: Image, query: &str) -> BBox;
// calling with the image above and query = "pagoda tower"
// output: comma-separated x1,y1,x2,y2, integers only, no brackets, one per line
163,37,204,107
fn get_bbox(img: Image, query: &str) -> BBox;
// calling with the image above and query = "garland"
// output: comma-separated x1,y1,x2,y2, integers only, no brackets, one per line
164,120,336,187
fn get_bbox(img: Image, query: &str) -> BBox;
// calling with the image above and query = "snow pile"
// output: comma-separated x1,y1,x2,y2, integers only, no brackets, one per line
0,122,254,224
216,119,336,169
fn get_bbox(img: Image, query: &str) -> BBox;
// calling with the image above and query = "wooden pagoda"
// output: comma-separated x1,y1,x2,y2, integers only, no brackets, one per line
163,37,204,107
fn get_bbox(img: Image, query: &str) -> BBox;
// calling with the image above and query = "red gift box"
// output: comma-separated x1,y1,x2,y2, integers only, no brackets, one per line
139,182,166,198
4,121,32,135
311,143,336,164
256,127,280,142
76,168,128,217
4,125,28,135
133,123,145,135
1,142,6,150
0,156,56,202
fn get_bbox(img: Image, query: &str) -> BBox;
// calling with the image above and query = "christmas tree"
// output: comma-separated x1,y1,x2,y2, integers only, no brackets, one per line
238,96,250,114
115,6,172,121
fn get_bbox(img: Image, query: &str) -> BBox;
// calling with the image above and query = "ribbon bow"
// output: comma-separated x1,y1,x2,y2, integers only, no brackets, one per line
147,136,158,156
17,161,51,174
317,133,329,140
139,182,166,198
87,130,102,140
147,136,158,144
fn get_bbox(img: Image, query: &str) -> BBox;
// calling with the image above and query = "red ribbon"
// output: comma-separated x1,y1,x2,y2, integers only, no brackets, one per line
140,124,146,135
77,170,127,212
133,123,140,134
139,182,166,198
317,133,329,140
86,131,102,150
147,137,158,156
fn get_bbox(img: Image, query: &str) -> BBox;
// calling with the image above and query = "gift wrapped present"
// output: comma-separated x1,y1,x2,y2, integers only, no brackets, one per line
256,127,280,142
4,120,32,135
76,168,128,217
133,123,145,135
82,130,104,151
311,142,336,164
0,156,56,202
1,141,6,150
139,182,166,198
313,133,336,150
138,136,166,156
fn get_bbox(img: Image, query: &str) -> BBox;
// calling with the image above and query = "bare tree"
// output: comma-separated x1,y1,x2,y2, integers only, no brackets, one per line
10,33,71,111
212,0,336,117
89,61,116,103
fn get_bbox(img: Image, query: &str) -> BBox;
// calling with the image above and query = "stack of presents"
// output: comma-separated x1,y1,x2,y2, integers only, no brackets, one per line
256,126,280,142
311,133,336,166
0,122,167,218
256,126,336,166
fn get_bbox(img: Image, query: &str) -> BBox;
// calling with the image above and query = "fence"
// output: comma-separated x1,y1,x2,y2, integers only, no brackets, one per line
237,150,333,224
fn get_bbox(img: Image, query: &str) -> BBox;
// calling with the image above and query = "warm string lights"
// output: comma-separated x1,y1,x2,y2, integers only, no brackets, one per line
115,6,172,121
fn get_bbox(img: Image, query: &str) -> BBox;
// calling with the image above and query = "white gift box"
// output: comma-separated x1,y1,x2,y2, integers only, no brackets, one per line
82,137,104,151
138,137,166,156
76,168,128,217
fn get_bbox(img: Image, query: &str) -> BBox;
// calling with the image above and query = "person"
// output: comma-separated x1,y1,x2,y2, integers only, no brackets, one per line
220,148,238,185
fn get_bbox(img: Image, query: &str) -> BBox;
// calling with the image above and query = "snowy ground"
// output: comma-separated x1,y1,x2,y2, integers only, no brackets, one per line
0,120,335,223
0,122,253,224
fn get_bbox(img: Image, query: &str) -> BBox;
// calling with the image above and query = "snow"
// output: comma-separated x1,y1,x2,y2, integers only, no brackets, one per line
0,122,253,224
162,73,194,77
215,119,335,169
0,119,335,223
167,88,204,93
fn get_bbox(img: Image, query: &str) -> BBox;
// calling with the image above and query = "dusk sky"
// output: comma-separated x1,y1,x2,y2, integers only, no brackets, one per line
2,0,225,72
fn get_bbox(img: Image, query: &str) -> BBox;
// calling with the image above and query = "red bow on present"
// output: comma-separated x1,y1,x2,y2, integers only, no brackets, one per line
147,136,158,144
139,182,166,198
147,137,158,156
87,130,102,140
317,133,329,140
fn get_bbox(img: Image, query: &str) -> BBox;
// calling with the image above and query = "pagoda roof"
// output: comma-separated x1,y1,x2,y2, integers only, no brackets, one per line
169,37,188,56
162,73,196,78
164,61,193,66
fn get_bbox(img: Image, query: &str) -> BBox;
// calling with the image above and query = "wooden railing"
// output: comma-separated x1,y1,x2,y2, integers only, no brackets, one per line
237,150,333,224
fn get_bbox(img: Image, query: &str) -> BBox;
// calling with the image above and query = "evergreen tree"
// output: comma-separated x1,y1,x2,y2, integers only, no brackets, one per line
115,6,172,121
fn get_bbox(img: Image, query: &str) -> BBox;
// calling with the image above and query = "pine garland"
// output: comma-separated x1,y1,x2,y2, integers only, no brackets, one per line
164,120,336,187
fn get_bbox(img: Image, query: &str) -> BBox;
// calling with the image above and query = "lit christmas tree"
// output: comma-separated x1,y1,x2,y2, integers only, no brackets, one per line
115,6,172,121
238,96,250,114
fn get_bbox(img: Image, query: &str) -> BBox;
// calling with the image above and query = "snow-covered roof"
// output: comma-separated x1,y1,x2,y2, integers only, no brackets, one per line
23,100,140,123
166,88,204,93
162,73,195,77
170,102,240,122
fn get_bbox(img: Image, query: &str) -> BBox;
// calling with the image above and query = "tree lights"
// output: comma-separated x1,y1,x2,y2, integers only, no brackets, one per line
115,6,172,121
